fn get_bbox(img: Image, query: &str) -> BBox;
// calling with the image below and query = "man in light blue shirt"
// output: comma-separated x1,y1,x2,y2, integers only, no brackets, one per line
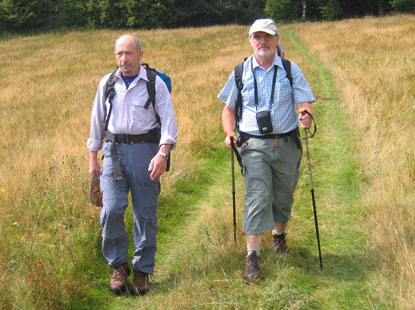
87,34,178,295
219,19,315,281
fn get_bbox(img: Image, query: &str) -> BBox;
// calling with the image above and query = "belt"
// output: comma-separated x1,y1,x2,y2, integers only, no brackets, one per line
104,128,161,180
105,128,161,145
237,128,301,149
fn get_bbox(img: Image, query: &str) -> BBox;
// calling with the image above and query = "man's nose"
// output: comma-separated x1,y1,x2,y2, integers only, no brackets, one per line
258,36,268,43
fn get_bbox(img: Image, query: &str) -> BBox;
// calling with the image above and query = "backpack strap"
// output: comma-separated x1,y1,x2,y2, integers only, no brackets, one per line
143,64,161,125
234,58,292,127
234,61,245,129
281,58,293,88
143,63,169,171
103,68,118,131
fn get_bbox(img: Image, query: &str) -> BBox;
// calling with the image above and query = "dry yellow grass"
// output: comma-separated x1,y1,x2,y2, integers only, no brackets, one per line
0,26,252,308
289,14,415,309
1,16,414,309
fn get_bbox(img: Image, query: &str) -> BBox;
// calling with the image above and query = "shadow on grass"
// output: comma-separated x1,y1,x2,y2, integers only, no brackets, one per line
73,232,373,309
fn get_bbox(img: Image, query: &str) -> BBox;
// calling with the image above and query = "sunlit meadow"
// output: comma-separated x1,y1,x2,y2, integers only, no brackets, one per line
0,26,251,309
291,14,415,309
1,15,414,309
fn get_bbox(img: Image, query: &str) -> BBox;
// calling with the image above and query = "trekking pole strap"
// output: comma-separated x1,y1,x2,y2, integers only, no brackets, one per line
301,109,317,138
230,137,243,175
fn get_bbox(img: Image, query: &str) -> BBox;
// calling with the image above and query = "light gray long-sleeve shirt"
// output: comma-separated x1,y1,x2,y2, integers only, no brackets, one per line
87,66,178,152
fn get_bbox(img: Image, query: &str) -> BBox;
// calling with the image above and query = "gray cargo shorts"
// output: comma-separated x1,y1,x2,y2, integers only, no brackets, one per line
240,135,302,235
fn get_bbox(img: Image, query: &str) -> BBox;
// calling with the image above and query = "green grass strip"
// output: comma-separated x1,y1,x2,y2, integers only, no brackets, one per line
281,29,385,309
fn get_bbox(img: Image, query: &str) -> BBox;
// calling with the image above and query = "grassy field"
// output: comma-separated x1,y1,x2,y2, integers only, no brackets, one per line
289,15,415,309
0,14,414,309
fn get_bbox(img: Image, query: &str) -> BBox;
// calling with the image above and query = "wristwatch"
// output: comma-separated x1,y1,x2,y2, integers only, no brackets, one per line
158,151,169,160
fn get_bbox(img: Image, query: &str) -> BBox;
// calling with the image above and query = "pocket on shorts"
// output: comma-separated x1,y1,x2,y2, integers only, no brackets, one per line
239,139,250,154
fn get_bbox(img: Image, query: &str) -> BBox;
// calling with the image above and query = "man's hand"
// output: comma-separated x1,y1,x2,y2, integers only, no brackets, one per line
298,110,312,129
148,152,167,180
148,144,171,180
224,135,236,151
297,103,313,129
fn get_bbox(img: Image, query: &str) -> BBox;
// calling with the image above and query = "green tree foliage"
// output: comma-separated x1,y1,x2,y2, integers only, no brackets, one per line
171,0,221,26
0,0,403,33
265,0,393,21
243,0,267,23
320,0,343,20
390,0,415,11
96,0,128,28
0,0,52,31
264,0,302,21
125,0,175,28
55,0,89,27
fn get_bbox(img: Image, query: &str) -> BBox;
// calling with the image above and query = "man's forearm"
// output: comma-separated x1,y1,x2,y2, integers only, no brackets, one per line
222,106,236,136
90,151,98,162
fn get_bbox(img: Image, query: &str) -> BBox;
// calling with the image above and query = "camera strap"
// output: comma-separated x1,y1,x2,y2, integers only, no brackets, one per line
251,61,278,111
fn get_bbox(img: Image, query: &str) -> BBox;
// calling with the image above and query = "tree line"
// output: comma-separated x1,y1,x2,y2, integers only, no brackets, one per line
0,0,414,33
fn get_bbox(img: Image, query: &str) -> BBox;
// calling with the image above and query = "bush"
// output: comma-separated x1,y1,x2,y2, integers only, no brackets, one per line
390,0,415,12
264,0,302,21
0,0,53,30
126,0,176,28
320,0,343,20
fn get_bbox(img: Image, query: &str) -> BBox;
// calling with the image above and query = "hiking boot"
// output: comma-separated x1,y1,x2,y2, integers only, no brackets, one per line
272,233,289,254
109,262,131,293
132,270,149,296
243,251,262,281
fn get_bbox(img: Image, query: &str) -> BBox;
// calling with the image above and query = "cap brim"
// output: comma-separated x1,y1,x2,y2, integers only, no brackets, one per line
89,173,103,207
249,28,277,36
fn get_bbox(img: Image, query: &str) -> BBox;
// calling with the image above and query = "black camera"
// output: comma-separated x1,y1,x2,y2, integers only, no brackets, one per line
256,111,273,134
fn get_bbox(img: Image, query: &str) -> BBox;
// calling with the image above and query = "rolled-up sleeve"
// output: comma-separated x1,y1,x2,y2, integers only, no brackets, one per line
86,75,109,152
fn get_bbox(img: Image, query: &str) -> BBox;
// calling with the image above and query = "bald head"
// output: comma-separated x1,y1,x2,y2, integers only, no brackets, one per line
114,34,143,76
115,34,142,53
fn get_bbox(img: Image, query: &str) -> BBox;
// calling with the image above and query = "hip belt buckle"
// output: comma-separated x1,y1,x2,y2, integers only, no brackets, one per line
117,134,130,145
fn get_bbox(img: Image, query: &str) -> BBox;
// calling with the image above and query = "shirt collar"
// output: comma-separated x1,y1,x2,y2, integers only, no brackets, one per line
251,53,281,71
114,65,147,82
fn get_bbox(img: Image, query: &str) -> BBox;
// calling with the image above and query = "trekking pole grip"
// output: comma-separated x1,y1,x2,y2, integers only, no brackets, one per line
299,108,317,138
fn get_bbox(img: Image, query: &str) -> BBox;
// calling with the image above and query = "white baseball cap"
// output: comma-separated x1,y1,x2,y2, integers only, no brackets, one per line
249,19,278,36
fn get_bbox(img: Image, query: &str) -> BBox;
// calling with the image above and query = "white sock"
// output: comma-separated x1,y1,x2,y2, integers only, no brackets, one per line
247,245,261,256
272,226,286,235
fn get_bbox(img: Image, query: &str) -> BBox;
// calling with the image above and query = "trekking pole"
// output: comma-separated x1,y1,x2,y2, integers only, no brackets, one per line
230,137,237,243
300,108,323,269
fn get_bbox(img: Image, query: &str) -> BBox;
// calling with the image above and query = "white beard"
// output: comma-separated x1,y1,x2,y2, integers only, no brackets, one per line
255,48,274,60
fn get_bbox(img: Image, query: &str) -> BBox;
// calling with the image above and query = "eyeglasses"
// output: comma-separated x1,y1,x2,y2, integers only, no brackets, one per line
251,34,275,42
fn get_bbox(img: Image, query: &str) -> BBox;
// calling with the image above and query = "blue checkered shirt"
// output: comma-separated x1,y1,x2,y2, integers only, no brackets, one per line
218,55,315,136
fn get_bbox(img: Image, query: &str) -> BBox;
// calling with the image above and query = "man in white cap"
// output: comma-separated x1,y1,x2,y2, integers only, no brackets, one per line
218,18,315,280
